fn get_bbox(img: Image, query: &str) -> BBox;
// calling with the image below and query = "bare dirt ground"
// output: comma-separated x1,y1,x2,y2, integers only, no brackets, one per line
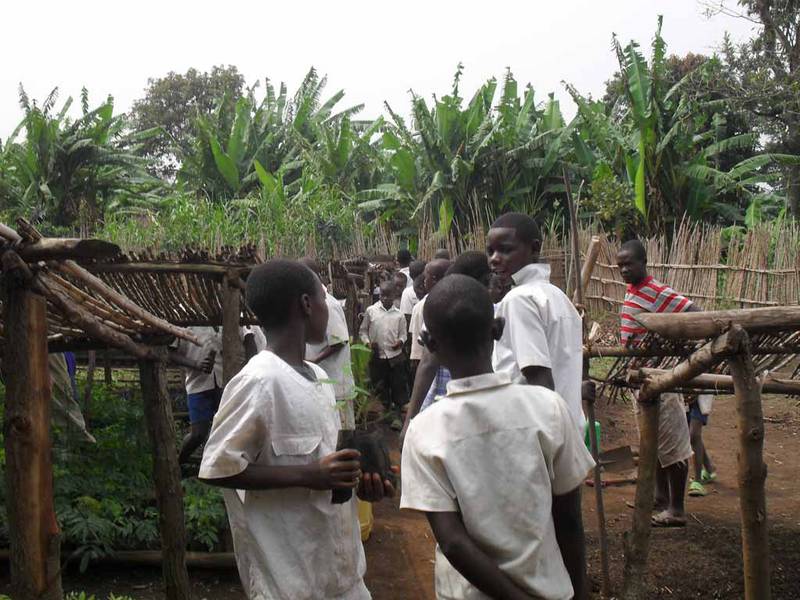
2,394,799,599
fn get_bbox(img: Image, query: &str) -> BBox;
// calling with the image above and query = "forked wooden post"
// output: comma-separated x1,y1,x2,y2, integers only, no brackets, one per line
729,333,771,600
622,326,745,599
222,269,245,385
138,348,191,600
3,277,63,599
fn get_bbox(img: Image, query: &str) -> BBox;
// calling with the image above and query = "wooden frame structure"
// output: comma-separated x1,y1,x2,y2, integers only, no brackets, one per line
0,219,367,600
585,306,800,600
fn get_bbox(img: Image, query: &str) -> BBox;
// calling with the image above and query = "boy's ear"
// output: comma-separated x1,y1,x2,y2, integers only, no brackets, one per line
531,239,542,255
491,317,505,341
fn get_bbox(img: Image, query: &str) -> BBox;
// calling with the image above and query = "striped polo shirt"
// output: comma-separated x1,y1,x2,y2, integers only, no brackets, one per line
620,276,693,346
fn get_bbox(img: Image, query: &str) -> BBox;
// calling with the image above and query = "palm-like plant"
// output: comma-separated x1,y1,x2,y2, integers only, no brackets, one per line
0,87,161,234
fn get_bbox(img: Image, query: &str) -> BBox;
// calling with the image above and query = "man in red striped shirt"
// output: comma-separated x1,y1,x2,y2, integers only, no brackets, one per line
617,239,696,527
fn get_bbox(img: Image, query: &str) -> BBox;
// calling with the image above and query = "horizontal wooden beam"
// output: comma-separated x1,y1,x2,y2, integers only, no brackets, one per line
88,262,247,276
635,306,800,340
585,343,800,358
630,368,800,395
18,238,120,262
636,326,746,402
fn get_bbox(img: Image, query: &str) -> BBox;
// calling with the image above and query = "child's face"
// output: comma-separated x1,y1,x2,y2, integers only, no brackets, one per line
379,286,396,309
394,274,406,295
487,227,537,279
307,280,329,344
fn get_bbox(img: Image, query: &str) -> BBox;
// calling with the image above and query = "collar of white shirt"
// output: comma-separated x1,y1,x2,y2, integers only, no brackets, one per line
511,262,551,286
374,301,400,313
445,372,512,397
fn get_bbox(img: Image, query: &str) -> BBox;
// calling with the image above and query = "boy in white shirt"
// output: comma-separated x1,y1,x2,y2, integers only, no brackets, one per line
400,261,427,327
199,259,394,599
359,281,408,423
401,275,594,600
487,212,586,434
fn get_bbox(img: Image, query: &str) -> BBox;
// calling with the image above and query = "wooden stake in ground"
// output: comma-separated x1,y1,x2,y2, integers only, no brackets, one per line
222,269,245,385
729,333,771,600
2,267,63,600
138,348,191,600
621,326,745,600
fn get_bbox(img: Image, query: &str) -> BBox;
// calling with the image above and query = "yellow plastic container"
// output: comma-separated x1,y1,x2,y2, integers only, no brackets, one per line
358,500,374,542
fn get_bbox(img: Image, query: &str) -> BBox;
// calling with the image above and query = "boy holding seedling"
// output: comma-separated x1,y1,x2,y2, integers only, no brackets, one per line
401,275,594,600
200,259,393,599
360,280,408,427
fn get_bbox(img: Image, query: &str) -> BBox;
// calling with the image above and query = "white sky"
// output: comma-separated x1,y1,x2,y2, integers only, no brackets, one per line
1,0,755,139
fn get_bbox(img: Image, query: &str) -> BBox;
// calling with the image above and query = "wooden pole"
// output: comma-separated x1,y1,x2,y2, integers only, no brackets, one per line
629,368,800,395
103,349,113,385
3,276,63,600
222,269,245,385
563,172,611,596
622,326,745,600
138,348,191,600
83,351,96,428
575,235,603,305
729,334,771,600
586,343,800,358
634,305,800,340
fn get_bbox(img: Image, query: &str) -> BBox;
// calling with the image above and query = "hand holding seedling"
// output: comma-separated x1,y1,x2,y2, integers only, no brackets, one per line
310,449,362,490
357,466,399,502
199,350,216,374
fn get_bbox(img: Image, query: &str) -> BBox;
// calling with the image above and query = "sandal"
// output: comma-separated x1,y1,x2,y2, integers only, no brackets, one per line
688,480,707,497
701,468,717,484
651,511,687,528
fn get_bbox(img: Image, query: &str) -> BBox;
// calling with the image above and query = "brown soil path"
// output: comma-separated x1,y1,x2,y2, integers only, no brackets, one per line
2,395,798,598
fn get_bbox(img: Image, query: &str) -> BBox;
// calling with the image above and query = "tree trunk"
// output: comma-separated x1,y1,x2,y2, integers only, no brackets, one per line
222,270,245,385
729,334,771,600
3,284,63,600
786,162,800,219
138,349,191,600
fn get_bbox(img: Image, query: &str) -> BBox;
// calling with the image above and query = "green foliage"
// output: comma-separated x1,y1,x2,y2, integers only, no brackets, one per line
0,87,162,234
0,382,228,572
583,164,642,239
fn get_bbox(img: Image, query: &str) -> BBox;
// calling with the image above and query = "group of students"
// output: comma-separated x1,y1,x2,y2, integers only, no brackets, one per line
177,211,713,599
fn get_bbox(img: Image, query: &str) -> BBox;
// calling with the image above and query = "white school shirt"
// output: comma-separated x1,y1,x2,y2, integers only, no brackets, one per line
399,266,413,288
401,372,595,600
173,326,253,394
408,296,427,360
306,292,356,428
492,263,586,433
359,301,407,359
400,285,420,317
199,352,369,600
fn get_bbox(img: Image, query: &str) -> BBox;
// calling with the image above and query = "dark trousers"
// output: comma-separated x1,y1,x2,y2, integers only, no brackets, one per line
370,355,409,409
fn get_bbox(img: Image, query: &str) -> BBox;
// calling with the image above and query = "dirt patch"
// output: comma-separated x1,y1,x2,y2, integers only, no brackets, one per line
1,395,798,598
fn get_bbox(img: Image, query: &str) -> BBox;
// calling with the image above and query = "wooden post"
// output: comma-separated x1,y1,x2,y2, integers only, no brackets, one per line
622,326,745,600
729,333,771,600
3,280,63,600
222,269,245,385
138,348,191,600
83,350,96,427
103,349,113,385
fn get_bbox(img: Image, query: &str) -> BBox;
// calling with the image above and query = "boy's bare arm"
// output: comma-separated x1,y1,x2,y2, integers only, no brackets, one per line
552,486,587,600
200,449,361,491
521,365,555,391
426,512,541,600
308,342,345,364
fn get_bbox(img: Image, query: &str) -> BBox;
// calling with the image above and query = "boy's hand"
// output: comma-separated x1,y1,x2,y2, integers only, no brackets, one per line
309,449,362,491
199,350,216,374
357,466,399,502
391,340,404,350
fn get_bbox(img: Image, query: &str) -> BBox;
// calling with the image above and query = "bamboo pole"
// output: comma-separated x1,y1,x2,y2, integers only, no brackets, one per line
575,235,603,305
729,334,771,600
54,260,202,346
88,262,245,276
2,266,63,600
621,326,745,600
222,269,245,385
138,348,191,600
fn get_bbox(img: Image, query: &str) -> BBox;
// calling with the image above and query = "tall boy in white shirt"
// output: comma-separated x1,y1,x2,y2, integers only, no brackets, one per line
487,212,586,434
401,275,594,600
199,259,394,599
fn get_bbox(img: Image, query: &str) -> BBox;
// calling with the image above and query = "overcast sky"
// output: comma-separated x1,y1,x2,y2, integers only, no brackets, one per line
1,0,755,139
